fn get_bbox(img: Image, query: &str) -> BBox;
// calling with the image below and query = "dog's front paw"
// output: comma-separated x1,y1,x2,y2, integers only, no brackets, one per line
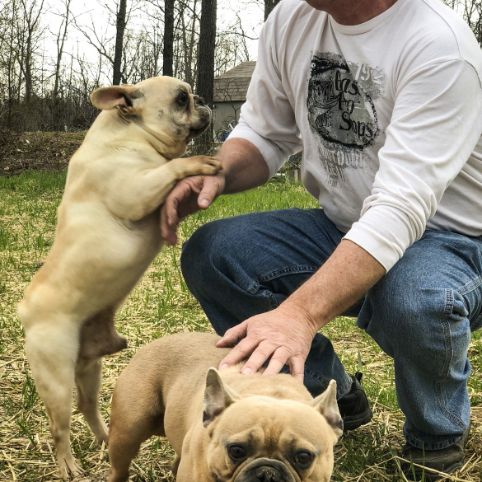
183,155,221,177
197,155,222,175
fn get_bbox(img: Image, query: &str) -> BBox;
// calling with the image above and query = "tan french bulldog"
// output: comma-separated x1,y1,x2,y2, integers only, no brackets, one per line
17,76,221,478
108,332,343,482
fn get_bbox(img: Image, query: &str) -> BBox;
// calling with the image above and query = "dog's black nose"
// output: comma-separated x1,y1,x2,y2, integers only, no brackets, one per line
194,95,206,106
255,466,279,482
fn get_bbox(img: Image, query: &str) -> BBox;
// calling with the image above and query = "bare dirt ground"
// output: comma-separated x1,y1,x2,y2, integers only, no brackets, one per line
0,130,85,175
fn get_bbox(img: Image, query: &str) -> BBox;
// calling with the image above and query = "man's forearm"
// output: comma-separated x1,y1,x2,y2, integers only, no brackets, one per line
285,239,386,331
217,139,385,329
217,138,270,193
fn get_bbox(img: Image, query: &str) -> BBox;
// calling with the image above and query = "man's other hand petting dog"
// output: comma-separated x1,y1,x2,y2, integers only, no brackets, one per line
108,332,343,482
17,76,221,479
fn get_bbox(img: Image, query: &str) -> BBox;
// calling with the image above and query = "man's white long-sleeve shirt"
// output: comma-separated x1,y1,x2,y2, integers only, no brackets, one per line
229,0,482,270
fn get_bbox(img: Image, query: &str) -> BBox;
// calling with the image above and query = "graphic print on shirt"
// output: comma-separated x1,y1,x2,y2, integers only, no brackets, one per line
307,52,383,186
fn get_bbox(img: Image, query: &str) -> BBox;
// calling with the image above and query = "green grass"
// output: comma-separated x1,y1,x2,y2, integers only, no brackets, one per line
0,170,481,481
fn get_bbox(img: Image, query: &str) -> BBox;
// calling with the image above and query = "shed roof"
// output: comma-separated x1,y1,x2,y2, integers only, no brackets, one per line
214,61,256,103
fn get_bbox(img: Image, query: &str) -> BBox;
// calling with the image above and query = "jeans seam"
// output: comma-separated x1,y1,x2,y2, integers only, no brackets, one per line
441,289,453,378
456,276,482,328
259,265,317,283
437,289,466,431
443,288,454,315
456,274,482,296
435,381,466,432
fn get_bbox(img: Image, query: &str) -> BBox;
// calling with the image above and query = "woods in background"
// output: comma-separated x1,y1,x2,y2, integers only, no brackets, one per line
0,0,261,133
0,0,480,135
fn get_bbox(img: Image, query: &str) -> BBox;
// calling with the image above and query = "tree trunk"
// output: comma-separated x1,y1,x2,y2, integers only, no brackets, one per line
264,0,281,21
113,0,127,85
19,0,45,103
195,0,217,154
53,0,71,100
163,0,174,76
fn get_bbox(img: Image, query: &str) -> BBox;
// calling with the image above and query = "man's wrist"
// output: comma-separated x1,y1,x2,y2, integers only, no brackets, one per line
279,299,323,336
215,138,270,194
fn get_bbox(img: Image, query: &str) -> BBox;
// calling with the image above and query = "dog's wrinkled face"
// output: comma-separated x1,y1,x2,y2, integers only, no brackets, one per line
203,370,342,482
90,76,211,145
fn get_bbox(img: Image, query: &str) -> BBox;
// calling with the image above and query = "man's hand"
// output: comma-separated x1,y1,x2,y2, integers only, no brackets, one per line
216,302,319,382
161,173,225,245
216,239,385,381
161,138,269,244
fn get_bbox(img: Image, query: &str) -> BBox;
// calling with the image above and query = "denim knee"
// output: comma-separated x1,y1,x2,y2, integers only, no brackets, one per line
181,220,218,291
182,218,260,294
358,268,471,377
359,231,481,366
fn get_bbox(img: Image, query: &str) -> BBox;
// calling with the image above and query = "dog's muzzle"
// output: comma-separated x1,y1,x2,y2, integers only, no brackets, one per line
234,458,297,482
197,103,212,124
189,104,212,138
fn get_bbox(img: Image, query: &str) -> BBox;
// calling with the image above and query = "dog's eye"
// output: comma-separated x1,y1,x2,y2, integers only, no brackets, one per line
176,91,189,108
227,444,247,461
293,450,314,469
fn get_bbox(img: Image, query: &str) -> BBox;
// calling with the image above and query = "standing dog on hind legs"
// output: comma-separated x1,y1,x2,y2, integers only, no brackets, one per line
17,76,221,479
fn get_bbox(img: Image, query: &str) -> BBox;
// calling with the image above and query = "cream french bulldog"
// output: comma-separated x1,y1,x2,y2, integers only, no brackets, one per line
17,76,221,478
108,332,343,482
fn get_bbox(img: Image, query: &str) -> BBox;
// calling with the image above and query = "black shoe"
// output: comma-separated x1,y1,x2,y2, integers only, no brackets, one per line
337,372,372,431
400,426,470,481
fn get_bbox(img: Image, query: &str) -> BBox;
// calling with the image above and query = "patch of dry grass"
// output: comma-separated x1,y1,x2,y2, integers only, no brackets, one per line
0,171,481,481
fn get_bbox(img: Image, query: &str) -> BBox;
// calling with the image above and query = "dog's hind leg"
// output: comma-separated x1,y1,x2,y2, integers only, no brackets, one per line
24,320,82,479
75,357,108,444
108,413,161,482
108,381,164,482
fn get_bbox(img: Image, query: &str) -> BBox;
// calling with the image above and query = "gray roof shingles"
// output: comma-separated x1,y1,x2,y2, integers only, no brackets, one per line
213,61,256,102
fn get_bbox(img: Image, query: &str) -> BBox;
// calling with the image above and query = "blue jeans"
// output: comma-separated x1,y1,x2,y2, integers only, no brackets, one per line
180,208,482,450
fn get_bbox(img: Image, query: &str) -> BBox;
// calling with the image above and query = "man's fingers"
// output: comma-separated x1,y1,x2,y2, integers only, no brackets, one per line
218,336,258,369
165,182,192,226
262,351,305,382
160,185,182,237
164,195,180,228
242,342,278,374
216,322,247,348
288,356,305,383
160,175,222,243
262,347,290,377
160,200,178,244
160,179,201,243
198,176,221,209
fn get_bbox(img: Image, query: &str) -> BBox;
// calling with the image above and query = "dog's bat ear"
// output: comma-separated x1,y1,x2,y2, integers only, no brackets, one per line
311,380,343,440
202,368,240,427
90,85,142,111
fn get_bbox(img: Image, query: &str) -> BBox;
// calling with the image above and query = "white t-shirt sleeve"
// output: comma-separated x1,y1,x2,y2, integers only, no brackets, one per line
344,59,482,271
228,9,302,177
